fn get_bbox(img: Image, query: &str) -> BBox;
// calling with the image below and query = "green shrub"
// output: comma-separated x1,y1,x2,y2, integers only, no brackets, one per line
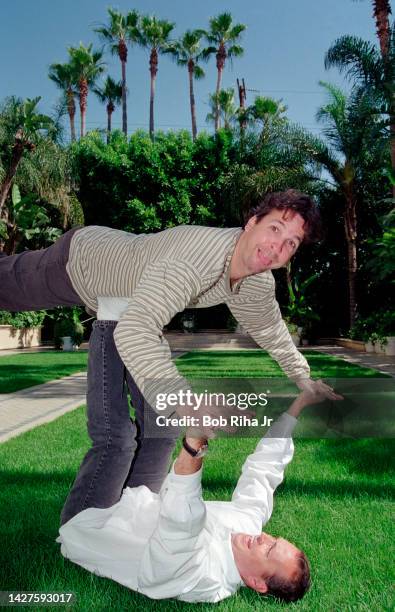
0,310,46,328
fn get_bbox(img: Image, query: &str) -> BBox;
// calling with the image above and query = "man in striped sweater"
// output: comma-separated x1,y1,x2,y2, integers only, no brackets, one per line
0,189,338,523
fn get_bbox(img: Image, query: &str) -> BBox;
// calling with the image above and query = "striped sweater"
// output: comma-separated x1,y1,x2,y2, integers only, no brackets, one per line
66,225,310,411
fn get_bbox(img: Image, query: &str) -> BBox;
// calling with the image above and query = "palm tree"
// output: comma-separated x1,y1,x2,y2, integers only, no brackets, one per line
48,62,78,141
206,88,237,130
0,97,53,221
248,96,288,145
166,30,207,140
93,76,123,142
372,0,392,57
324,8,394,195
68,43,105,138
136,15,175,139
312,81,387,327
204,13,246,131
94,8,140,136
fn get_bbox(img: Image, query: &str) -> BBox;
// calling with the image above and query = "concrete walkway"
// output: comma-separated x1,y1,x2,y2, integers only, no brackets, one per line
310,345,395,378
0,372,87,443
0,344,393,444
0,349,186,444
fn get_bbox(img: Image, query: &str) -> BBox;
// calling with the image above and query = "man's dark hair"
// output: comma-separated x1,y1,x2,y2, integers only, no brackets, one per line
263,550,311,603
244,189,323,244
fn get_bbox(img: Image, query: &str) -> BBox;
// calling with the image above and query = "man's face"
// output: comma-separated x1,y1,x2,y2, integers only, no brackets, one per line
237,208,306,276
232,531,301,592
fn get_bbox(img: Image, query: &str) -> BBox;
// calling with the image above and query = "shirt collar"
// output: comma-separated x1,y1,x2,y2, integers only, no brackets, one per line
224,228,243,297
223,532,244,591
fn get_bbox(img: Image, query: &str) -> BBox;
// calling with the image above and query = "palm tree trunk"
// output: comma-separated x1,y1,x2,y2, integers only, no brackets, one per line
188,61,197,140
149,74,156,139
0,137,26,217
215,45,226,132
149,48,158,140
373,2,394,196
118,40,128,136
106,102,114,145
373,0,392,57
391,113,395,199
4,227,21,255
79,78,88,138
346,239,357,329
215,66,223,131
67,89,76,142
121,58,127,136
344,187,358,328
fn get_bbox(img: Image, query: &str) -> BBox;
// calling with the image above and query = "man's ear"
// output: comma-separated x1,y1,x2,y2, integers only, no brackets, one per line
244,215,258,232
244,575,269,593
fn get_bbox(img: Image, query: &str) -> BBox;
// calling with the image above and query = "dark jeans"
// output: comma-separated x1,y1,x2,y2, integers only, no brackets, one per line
0,233,180,524
60,321,180,525
0,228,83,310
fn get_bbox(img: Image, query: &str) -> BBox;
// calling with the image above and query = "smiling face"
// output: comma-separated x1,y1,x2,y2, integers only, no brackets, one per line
231,531,303,594
230,208,306,281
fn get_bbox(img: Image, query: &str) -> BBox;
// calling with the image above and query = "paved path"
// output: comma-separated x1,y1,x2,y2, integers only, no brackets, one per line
0,349,186,444
309,345,395,378
0,373,87,443
0,345,393,444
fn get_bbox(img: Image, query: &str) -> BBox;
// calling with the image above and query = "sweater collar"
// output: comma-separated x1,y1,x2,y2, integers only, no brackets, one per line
224,228,243,297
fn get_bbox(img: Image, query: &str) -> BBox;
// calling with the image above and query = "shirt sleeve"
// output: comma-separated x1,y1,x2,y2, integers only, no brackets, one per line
227,283,310,381
137,466,207,599
113,260,202,413
231,412,298,525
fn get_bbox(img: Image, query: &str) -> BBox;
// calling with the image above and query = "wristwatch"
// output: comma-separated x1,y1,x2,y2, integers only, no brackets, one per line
182,437,209,458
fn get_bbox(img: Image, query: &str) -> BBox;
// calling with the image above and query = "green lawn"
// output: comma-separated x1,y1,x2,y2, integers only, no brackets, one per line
0,351,88,393
176,349,389,378
0,350,393,611
0,348,387,395
0,409,393,611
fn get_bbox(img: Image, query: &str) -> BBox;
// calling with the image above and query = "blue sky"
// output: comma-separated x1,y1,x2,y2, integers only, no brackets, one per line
1,0,378,140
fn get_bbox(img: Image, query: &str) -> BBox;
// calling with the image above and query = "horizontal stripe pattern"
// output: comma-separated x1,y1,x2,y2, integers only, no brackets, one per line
67,225,310,410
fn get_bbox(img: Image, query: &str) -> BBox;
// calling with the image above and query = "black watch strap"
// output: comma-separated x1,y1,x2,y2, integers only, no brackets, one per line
182,437,208,458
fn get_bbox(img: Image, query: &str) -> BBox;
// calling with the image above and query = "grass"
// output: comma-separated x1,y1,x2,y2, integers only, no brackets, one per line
0,350,393,610
0,409,393,611
175,349,389,379
0,351,88,393
0,348,387,395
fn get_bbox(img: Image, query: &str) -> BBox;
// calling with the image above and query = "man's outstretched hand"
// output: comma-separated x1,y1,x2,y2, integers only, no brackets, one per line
296,378,343,402
289,379,343,418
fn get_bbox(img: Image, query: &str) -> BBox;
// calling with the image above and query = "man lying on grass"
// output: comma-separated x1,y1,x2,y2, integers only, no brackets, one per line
58,386,339,603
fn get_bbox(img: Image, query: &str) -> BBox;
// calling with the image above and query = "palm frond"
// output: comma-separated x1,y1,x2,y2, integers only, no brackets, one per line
194,65,205,80
325,35,382,86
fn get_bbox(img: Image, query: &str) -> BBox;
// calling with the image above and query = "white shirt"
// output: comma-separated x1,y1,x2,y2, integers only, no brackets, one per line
57,413,297,603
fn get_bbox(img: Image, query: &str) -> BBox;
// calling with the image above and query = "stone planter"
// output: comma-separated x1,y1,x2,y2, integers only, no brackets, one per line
61,336,78,352
384,336,395,356
336,338,366,351
291,333,300,346
365,340,375,353
374,341,386,355
0,325,41,350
